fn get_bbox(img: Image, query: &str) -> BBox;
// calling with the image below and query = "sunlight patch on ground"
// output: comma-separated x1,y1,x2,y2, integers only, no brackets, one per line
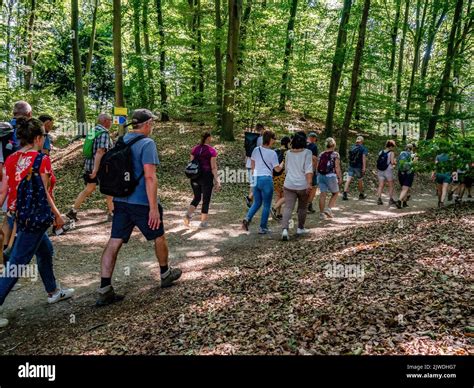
399,335,469,355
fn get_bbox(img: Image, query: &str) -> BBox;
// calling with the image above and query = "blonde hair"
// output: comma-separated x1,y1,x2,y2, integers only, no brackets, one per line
325,137,336,149
356,136,364,143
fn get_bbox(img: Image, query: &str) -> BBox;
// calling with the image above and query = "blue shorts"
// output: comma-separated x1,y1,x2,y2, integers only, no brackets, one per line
111,202,164,243
435,173,452,185
317,174,339,193
348,166,363,179
398,171,415,187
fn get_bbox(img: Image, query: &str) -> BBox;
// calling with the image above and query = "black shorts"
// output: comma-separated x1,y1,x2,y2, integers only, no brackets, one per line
111,201,164,243
83,171,98,185
464,176,473,188
398,171,415,188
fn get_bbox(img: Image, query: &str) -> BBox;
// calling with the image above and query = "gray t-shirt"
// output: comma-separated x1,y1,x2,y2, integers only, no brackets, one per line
284,149,313,190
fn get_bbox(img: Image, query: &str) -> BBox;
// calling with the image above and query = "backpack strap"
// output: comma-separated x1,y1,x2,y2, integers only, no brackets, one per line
258,147,273,173
32,152,45,172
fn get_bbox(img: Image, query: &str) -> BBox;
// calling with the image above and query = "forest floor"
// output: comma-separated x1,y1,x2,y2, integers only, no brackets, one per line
0,119,472,355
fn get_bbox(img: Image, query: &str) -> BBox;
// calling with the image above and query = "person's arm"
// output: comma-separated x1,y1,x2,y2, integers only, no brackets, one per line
41,173,64,229
305,152,313,193
336,157,342,185
211,157,221,191
0,169,8,208
312,155,318,170
90,148,106,178
144,164,160,230
390,152,396,167
362,154,367,175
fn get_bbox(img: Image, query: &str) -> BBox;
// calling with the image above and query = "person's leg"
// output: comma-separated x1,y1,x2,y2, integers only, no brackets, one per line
399,186,409,201
441,182,449,203
154,235,169,267
245,178,263,222
73,183,96,210
34,233,57,295
344,176,353,193
100,238,123,279
357,178,364,194
1,218,11,254
328,191,339,209
296,189,309,229
186,179,202,224
106,196,114,215
319,192,327,212
387,180,394,200
200,174,214,222
281,188,297,229
377,178,385,198
436,183,442,202
260,177,274,230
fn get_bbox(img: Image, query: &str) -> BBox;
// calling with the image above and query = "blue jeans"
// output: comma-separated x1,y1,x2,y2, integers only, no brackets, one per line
0,229,56,306
245,176,274,229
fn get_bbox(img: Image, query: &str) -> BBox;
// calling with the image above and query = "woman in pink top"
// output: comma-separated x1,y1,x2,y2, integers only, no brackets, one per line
184,132,221,228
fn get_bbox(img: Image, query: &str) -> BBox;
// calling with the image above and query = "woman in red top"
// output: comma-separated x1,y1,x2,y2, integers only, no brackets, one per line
184,132,221,228
0,118,74,328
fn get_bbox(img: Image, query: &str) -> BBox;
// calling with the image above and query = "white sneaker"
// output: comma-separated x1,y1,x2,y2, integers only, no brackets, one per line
48,287,75,304
323,208,333,218
296,228,310,236
281,229,289,241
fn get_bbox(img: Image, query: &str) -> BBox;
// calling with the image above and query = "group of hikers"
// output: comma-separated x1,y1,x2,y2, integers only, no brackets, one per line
0,102,471,328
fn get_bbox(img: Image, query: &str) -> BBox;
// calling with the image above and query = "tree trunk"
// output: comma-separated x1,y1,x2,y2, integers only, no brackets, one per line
426,0,464,139
71,0,87,125
237,0,252,74
133,0,147,107
85,0,99,95
156,0,169,121
324,0,352,137
142,0,155,109
278,0,298,112
222,0,243,141
387,0,401,98
24,0,35,91
394,0,409,119
339,0,371,161
214,0,224,129
113,0,125,133
5,0,13,85
196,0,204,105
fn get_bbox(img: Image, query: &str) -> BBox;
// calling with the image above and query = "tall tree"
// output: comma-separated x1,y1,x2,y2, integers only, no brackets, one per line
427,0,471,139
85,0,99,95
279,0,298,111
222,0,243,141
24,0,35,91
394,0,409,119
324,0,352,137
113,0,125,133
339,0,371,161
132,0,146,107
237,0,252,74
156,0,169,121
387,0,401,98
71,0,87,124
142,0,155,109
214,0,224,129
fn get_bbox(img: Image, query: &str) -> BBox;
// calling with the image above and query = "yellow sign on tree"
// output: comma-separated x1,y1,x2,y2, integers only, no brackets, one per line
114,107,128,116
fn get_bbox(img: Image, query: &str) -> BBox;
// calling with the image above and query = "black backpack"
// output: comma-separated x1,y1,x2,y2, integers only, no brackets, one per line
273,149,285,177
185,146,203,180
244,132,260,158
348,145,363,168
98,135,146,197
376,150,390,171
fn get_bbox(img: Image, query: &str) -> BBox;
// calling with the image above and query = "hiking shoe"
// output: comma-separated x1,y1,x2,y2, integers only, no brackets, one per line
258,227,272,235
438,201,443,208
48,287,75,304
96,285,125,307
184,213,192,226
161,267,182,288
296,228,310,236
448,191,453,201
281,229,289,241
454,197,461,205
307,203,316,213
107,213,114,222
244,196,252,208
377,197,383,205
276,214,283,220
323,208,333,218
66,209,78,222
199,221,209,228
468,194,472,198
319,213,327,220
396,200,402,209
342,192,348,201
271,207,278,220
242,218,250,231
402,201,408,208
389,198,397,207
359,193,367,200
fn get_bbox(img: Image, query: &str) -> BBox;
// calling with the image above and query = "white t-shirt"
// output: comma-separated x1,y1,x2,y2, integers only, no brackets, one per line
284,149,313,190
251,146,279,177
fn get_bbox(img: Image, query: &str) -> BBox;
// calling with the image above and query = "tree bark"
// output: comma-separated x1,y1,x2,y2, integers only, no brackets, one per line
142,0,155,109
387,0,401,98
339,0,371,161
24,0,35,91
71,0,87,125
237,0,252,74
222,0,243,141
394,0,409,119
278,0,298,112
156,0,169,121
426,0,464,139
85,0,99,95
214,0,224,129
113,0,125,133
324,0,352,137
133,0,147,107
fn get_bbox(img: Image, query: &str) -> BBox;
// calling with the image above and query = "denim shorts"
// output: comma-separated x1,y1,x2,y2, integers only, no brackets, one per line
435,173,452,185
348,166,363,179
111,201,164,243
317,174,339,193
377,167,394,182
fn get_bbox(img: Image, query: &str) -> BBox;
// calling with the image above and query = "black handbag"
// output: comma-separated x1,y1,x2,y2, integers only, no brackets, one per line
185,145,204,180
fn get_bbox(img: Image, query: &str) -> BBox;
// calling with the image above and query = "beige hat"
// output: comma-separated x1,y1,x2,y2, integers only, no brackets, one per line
356,136,364,143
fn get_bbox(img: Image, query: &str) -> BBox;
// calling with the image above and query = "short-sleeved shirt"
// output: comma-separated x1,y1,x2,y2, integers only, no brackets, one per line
251,146,280,177
349,144,368,168
84,125,113,172
191,144,218,173
306,142,318,158
435,153,450,174
284,149,313,190
113,133,160,207
398,150,413,173
5,150,54,212
43,134,52,152
318,151,340,177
